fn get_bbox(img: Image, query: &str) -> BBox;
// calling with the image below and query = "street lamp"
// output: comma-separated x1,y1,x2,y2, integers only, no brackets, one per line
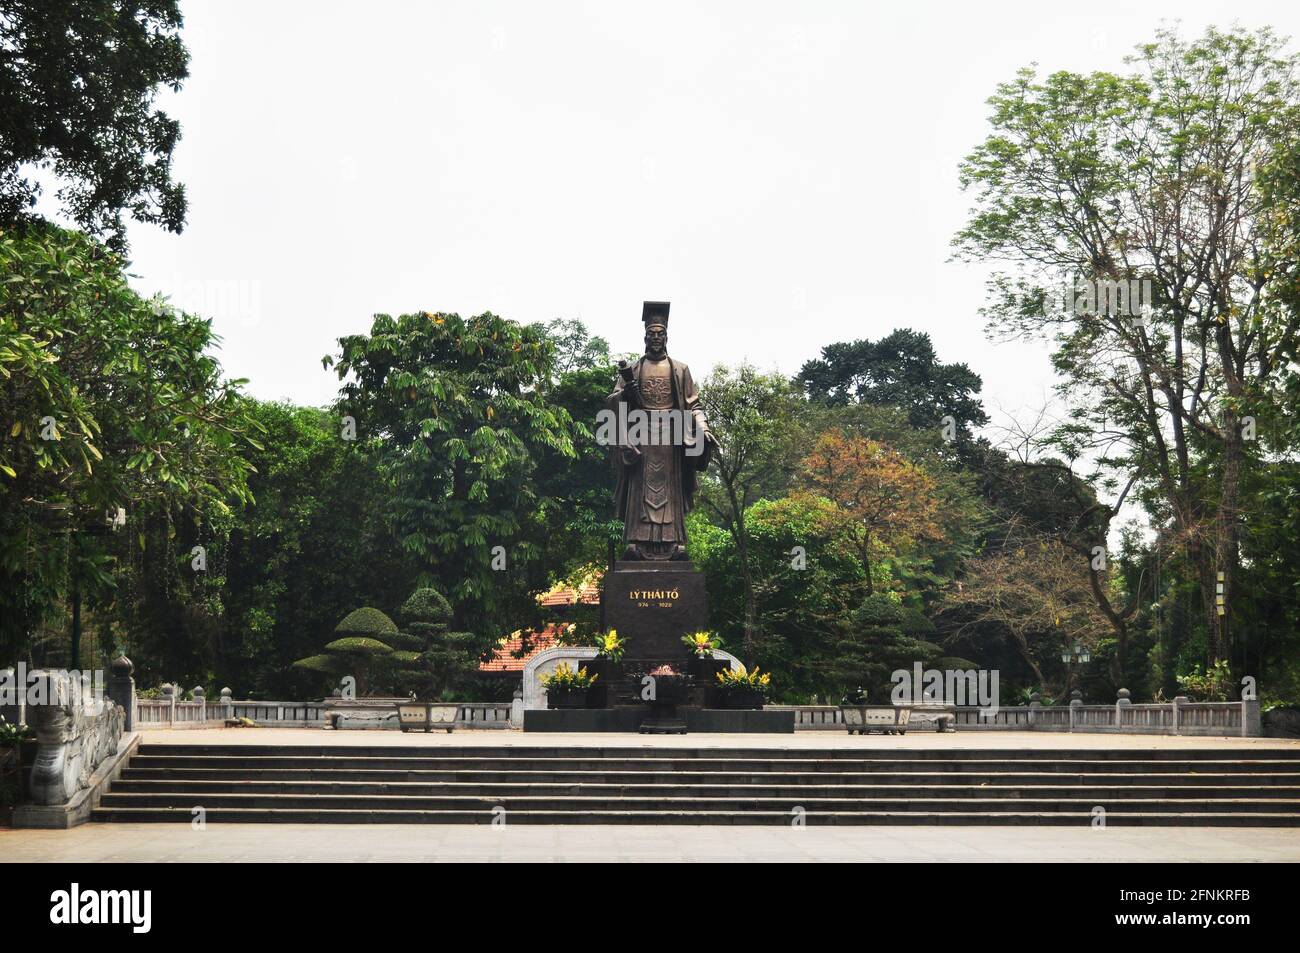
1061,642,1091,665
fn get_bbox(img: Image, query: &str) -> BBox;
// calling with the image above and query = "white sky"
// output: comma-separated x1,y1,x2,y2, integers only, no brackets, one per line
112,0,1299,423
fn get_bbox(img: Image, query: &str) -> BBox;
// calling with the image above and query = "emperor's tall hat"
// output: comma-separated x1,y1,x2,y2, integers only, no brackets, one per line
641,301,670,327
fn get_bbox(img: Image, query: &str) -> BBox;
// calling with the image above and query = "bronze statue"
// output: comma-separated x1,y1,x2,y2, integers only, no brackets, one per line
606,302,715,560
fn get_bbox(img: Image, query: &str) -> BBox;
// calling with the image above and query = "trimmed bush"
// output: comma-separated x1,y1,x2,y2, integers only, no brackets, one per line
291,654,339,674
335,607,399,638
324,637,394,656
400,588,453,626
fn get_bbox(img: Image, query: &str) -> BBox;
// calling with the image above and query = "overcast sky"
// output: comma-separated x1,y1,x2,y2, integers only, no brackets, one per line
113,0,1300,428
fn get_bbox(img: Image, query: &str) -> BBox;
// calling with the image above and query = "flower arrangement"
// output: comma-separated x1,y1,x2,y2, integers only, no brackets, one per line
716,664,772,696
0,715,33,746
540,663,599,690
681,631,722,657
592,630,626,663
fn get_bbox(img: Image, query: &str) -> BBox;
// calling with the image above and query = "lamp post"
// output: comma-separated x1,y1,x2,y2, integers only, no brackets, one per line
1061,642,1090,697
1061,642,1091,665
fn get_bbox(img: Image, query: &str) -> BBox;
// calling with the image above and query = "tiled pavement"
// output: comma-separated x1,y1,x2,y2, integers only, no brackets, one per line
4,822,1299,862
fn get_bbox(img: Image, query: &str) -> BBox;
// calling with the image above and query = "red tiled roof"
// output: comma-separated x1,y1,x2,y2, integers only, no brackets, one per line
538,580,601,607
479,624,565,673
479,579,601,674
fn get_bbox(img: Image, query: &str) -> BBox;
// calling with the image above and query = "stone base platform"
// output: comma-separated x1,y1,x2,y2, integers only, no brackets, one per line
523,708,795,733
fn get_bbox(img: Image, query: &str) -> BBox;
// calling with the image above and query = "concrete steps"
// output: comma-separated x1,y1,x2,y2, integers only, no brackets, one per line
91,743,1300,825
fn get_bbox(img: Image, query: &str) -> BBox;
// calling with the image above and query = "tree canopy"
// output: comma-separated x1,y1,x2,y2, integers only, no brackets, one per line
0,0,189,248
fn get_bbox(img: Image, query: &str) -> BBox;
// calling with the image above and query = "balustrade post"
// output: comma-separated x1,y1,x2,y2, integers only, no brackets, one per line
193,685,206,722
1242,695,1261,737
108,655,136,732
1068,689,1082,732
162,683,176,725
1172,694,1188,735
1115,687,1131,730
220,687,233,722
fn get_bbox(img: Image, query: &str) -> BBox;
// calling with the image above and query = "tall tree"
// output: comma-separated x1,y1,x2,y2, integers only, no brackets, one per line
214,400,416,696
952,25,1300,672
796,329,989,440
937,535,1113,696
688,495,867,699
532,319,622,581
326,311,580,645
696,364,803,664
0,0,189,249
800,430,945,596
0,223,254,669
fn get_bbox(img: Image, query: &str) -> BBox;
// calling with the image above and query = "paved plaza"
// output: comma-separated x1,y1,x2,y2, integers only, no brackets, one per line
4,820,1299,863
4,729,1299,861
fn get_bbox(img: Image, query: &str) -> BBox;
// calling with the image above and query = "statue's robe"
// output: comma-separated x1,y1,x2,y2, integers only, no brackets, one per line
607,356,712,556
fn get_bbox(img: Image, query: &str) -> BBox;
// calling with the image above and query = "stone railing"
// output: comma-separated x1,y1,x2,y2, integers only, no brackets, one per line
766,705,845,730
775,689,1261,737
951,690,1259,736
134,685,514,729
456,702,514,728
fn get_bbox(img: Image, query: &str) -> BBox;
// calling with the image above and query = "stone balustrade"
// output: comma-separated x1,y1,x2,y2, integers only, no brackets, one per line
25,670,125,805
132,687,513,729
772,691,1259,736
944,692,1258,736
16,671,1261,737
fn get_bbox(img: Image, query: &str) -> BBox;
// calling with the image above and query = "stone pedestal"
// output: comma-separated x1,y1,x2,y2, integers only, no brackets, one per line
602,561,708,661
523,708,794,733
108,656,136,732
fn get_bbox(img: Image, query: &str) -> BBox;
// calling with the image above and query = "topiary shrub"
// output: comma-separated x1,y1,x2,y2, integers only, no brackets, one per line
831,593,945,701
400,588,453,626
335,607,399,639
324,637,393,656
291,655,337,675
398,587,477,700
292,607,402,695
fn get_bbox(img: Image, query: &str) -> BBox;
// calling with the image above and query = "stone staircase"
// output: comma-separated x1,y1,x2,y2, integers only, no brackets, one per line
91,743,1300,825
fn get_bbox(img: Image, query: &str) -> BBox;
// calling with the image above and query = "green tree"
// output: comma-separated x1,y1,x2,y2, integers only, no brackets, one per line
0,223,254,669
952,25,1300,676
689,495,867,699
214,400,416,696
533,320,622,581
544,317,612,375
696,364,804,664
326,311,580,645
0,0,189,249
830,594,946,703
796,329,989,446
